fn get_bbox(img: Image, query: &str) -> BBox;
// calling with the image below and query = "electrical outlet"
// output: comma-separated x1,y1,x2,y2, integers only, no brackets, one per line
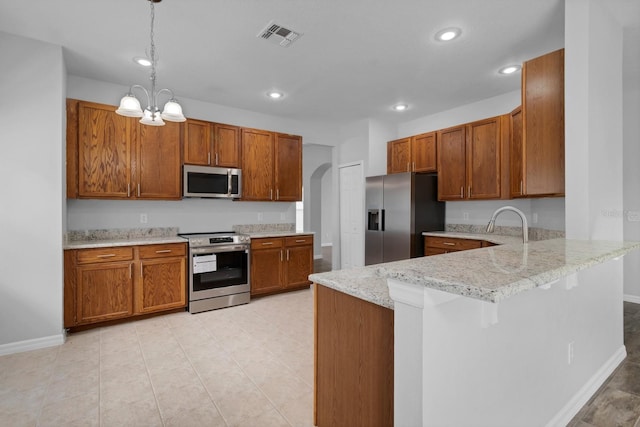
140,213,148,224
567,341,575,365
463,212,469,220
628,211,640,222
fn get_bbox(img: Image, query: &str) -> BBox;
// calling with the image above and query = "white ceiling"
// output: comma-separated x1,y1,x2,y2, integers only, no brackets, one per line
0,0,637,126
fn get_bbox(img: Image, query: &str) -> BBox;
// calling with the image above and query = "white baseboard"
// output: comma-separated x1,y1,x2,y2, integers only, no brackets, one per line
546,345,627,427
624,294,640,304
314,254,323,260
0,333,65,356
321,243,333,247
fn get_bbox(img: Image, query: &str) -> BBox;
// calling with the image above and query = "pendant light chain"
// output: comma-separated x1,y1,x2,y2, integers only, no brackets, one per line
149,1,157,106
115,0,186,125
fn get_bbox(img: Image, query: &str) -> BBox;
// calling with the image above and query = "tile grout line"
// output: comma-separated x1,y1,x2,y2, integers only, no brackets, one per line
168,317,230,427
135,322,167,427
35,344,63,426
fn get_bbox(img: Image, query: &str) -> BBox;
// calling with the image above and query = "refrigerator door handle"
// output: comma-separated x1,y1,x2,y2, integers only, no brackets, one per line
381,209,385,231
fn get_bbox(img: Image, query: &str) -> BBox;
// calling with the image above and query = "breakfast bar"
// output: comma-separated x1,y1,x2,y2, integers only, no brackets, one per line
310,238,640,427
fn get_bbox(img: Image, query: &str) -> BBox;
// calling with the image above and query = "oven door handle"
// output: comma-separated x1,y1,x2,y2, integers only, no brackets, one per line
191,245,249,255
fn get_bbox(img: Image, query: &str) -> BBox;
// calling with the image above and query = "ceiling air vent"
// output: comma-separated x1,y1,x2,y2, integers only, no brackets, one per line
257,21,302,47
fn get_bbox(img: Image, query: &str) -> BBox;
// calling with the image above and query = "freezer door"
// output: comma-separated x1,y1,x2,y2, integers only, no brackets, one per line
382,173,412,262
365,176,384,265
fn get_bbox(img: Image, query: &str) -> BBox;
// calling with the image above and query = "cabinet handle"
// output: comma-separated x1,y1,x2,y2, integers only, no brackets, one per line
137,183,141,197
413,162,416,171
295,239,306,243
127,183,130,198
215,153,219,165
520,180,523,195
276,189,280,200
270,189,273,200
155,249,172,254
280,250,283,262
460,186,464,198
287,249,290,261
140,263,143,278
97,253,116,258
129,263,132,279
407,162,410,172
443,242,456,246
208,152,211,165
261,242,274,246
468,186,471,198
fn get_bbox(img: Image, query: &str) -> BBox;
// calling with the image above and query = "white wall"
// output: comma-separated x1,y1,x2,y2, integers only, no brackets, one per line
368,119,396,176
622,25,640,301
0,32,65,351
321,170,333,245
302,144,333,257
565,0,624,241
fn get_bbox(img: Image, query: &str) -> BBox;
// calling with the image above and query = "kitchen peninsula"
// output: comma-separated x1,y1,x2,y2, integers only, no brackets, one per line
309,238,640,427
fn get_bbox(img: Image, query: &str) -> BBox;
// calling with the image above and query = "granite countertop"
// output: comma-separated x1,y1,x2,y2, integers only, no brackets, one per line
309,238,640,309
64,235,187,250
422,231,522,246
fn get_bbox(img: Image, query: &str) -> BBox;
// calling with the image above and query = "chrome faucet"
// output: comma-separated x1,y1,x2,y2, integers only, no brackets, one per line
486,206,529,243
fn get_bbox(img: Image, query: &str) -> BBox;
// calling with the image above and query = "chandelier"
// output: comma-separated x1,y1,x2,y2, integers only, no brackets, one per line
116,0,185,126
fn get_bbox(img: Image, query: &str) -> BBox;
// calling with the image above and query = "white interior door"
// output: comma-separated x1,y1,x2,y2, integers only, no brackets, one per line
339,162,364,269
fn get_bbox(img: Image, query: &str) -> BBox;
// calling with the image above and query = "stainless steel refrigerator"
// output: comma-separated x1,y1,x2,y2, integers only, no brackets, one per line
365,173,444,265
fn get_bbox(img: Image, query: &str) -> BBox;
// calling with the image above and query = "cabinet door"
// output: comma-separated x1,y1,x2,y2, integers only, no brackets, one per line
275,133,302,201
387,138,411,174
250,248,283,295
284,245,313,288
78,102,132,198
467,117,501,200
214,124,241,168
137,257,186,313
412,132,437,173
436,126,466,200
76,261,133,324
134,121,182,199
510,106,524,197
184,119,212,166
523,48,565,196
241,128,274,200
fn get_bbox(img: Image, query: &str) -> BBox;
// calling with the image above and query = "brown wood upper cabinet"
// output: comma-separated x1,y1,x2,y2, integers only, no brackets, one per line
67,99,182,200
513,48,565,197
183,119,240,168
241,128,302,201
437,115,509,201
387,132,437,174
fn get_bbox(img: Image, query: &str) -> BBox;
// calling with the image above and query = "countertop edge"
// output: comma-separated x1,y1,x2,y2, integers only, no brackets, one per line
64,236,188,250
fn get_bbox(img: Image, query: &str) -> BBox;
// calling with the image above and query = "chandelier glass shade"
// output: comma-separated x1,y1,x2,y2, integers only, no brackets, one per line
116,0,185,126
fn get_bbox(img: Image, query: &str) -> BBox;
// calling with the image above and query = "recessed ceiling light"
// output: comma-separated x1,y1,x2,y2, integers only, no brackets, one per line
498,65,522,75
435,27,462,42
133,56,152,67
267,91,284,99
393,103,408,111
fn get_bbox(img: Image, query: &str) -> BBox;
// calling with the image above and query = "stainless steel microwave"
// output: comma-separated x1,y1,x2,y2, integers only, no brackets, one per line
183,165,242,199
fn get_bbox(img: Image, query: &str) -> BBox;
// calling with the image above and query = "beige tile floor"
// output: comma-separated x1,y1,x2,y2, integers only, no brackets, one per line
0,288,315,427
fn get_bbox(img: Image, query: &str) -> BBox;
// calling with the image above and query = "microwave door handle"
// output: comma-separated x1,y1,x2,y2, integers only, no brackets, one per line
227,169,232,196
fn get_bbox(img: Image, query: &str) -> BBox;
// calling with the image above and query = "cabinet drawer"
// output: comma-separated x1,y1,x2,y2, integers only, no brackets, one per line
138,243,186,259
76,247,134,264
425,236,483,251
251,237,284,250
425,247,449,256
285,235,313,247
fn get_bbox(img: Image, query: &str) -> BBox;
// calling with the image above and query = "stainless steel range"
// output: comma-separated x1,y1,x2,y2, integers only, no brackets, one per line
179,232,251,313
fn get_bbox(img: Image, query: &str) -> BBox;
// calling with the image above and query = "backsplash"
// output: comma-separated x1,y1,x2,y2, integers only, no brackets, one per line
446,224,565,241
232,223,296,234
65,227,179,243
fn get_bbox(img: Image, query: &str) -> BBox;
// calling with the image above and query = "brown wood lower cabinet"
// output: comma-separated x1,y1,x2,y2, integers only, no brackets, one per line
64,243,187,328
250,235,313,296
424,235,496,256
314,284,394,427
